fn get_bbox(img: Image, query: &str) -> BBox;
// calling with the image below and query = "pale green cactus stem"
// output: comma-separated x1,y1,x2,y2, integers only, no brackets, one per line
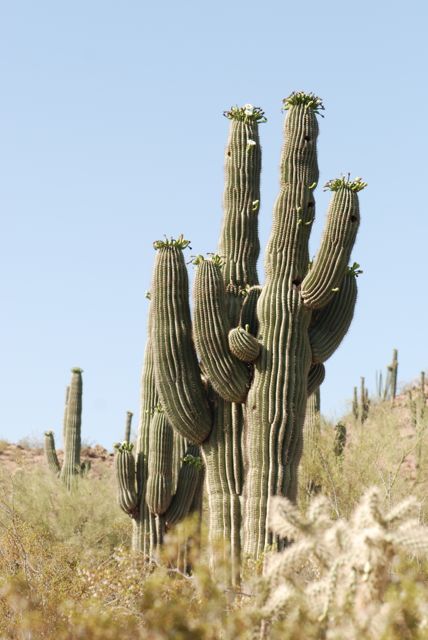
151,105,265,584
303,387,321,456
244,92,364,557
44,431,61,475
193,257,250,400
228,325,260,362
60,367,83,490
352,386,359,419
359,376,369,423
114,441,138,515
124,411,133,444
146,407,174,515
44,368,86,489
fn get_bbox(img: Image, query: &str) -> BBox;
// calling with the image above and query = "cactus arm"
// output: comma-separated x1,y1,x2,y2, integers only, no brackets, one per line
193,258,250,402
219,106,264,292
164,445,203,526
60,367,82,490
228,326,260,362
151,243,212,444
146,409,174,515
114,443,139,516
307,363,326,397
240,285,262,335
309,271,358,363
301,178,365,310
44,431,61,475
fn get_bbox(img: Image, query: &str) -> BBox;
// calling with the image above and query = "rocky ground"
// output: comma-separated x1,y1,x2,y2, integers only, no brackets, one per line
0,440,114,477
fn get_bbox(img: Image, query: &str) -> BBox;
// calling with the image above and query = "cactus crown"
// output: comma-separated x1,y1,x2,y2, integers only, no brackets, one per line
282,91,324,115
182,454,204,470
153,234,191,251
44,430,54,436
223,104,267,124
191,253,224,268
324,175,367,192
71,367,83,374
114,441,134,452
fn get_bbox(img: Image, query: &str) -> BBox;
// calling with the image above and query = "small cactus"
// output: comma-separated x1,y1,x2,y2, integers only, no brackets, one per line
44,368,88,489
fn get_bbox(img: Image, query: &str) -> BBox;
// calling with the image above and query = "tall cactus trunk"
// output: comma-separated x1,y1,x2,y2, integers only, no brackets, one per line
60,368,83,490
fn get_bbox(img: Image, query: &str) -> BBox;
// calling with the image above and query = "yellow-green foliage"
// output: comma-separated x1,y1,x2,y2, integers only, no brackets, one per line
1,397,428,638
299,401,428,520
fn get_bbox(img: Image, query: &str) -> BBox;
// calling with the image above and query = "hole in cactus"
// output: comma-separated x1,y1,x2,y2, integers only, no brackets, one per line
350,214,357,222
304,135,311,141
308,201,314,208
292,277,302,290
227,151,231,157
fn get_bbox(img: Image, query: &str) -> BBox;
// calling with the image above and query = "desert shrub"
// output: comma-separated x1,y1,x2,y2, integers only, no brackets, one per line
299,402,428,522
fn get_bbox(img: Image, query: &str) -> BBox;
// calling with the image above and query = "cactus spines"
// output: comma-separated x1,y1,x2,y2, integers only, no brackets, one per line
145,92,364,568
44,368,86,489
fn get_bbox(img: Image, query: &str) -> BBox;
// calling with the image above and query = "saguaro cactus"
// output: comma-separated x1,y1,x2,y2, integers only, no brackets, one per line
44,367,86,489
115,302,204,559
147,92,365,566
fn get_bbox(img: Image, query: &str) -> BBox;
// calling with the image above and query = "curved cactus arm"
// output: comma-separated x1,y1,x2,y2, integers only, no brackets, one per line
301,177,366,310
240,285,262,335
193,258,250,402
146,408,174,516
309,271,358,364
60,367,83,490
172,431,187,493
44,431,61,475
228,326,260,363
219,105,264,291
164,445,203,526
151,242,212,444
307,363,326,397
114,442,139,516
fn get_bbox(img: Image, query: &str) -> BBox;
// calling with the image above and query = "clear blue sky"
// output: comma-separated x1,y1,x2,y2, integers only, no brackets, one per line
1,1,427,447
